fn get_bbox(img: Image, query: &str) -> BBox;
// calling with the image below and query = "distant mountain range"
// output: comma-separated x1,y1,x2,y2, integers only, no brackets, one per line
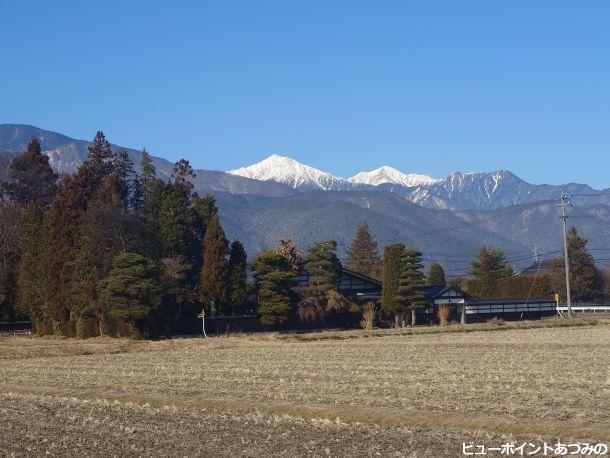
2,124,609,273
229,154,610,211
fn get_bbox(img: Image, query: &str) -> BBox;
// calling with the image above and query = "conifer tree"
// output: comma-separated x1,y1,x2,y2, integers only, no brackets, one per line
192,193,218,266
381,243,405,321
158,180,193,257
68,175,140,335
112,149,136,208
98,253,161,338
48,165,96,325
228,240,248,315
0,204,23,321
304,240,342,301
172,158,195,194
396,249,428,325
467,247,514,297
345,222,382,279
138,148,156,206
254,251,296,326
426,263,446,286
200,214,230,314
85,131,114,188
16,205,53,333
3,138,57,206
553,228,603,302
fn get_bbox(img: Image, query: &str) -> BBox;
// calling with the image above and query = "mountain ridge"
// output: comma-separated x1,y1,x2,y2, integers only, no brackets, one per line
2,124,609,273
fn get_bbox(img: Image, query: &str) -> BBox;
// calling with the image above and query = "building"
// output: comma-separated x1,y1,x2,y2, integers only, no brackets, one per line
521,259,556,276
297,267,382,302
296,267,558,323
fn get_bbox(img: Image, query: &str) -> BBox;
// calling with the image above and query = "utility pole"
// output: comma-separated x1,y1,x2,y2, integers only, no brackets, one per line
558,194,572,316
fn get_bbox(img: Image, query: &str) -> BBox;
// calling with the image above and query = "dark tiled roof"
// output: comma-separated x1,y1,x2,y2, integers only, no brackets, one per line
521,260,556,276
421,285,469,300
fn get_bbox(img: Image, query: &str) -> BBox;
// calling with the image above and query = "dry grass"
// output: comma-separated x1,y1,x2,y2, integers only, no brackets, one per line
0,319,609,456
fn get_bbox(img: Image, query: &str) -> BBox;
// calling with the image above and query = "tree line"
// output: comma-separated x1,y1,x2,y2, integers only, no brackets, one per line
1,137,608,336
0,133,250,337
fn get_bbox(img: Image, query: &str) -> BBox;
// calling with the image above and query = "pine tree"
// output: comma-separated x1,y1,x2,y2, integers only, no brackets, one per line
426,263,446,286
381,243,405,320
16,205,53,333
160,255,194,319
171,159,195,194
98,253,161,338
396,249,428,325
200,214,230,314
254,251,296,326
158,181,193,257
0,204,23,321
554,228,603,302
85,131,114,188
112,149,136,208
192,193,218,269
466,247,514,297
304,240,342,302
48,165,96,325
68,175,140,336
3,138,57,206
345,222,382,279
138,148,156,206
228,240,248,315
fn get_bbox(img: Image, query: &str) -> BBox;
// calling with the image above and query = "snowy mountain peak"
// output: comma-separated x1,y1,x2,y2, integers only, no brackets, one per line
228,154,347,190
348,166,439,187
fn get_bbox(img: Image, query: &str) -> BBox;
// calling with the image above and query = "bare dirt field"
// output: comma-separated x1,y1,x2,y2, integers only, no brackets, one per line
1,319,609,457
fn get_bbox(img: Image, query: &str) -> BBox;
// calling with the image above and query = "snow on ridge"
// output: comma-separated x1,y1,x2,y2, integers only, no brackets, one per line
348,165,439,187
227,154,347,190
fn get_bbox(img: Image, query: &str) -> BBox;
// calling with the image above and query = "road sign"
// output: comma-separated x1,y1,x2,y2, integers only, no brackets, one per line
554,293,560,303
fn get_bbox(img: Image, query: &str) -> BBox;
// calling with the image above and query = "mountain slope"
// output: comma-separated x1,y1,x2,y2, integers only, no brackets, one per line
404,171,610,210
216,190,610,274
348,166,438,187
0,125,296,198
228,154,352,191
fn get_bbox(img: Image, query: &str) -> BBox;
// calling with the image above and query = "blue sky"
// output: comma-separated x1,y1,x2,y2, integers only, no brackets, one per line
1,1,609,188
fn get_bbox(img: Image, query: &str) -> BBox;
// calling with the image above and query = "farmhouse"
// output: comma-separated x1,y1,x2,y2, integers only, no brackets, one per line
297,267,557,323
297,267,383,302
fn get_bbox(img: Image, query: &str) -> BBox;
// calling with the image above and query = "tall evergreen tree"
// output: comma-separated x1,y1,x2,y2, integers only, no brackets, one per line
396,249,428,325
381,243,405,321
0,204,23,321
2,138,57,206
68,175,140,336
85,131,114,188
138,148,156,206
426,263,446,286
171,159,195,194
467,247,514,297
112,149,136,208
200,214,230,314
345,222,382,279
192,193,218,269
303,240,342,301
48,165,96,325
98,253,161,338
228,240,248,316
553,228,603,302
254,251,296,326
15,205,53,332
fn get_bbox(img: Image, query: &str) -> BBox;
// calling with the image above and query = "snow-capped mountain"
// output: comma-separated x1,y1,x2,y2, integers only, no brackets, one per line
348,166,438,187
226,154,609,210
3,126,609,212
228,154,350,191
